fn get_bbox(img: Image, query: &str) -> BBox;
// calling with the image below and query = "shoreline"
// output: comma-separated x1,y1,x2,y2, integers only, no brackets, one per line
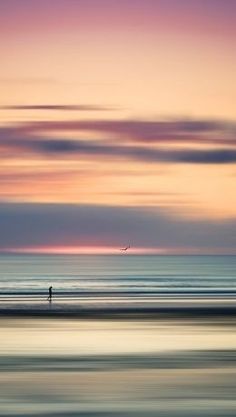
1,304,236,319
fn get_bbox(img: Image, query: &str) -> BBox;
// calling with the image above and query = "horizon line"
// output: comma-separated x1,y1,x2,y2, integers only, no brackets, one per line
1,246,236,256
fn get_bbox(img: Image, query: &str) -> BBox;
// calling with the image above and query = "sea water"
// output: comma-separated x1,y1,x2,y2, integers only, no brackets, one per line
0,254,236,298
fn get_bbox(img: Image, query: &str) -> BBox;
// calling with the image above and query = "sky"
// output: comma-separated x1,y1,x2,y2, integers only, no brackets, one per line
0,0,236,254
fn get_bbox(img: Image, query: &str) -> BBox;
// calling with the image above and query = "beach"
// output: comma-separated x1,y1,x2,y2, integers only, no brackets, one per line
1,316,236,416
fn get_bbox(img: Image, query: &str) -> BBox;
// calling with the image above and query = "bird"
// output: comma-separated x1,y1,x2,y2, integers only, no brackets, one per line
120,245,130,251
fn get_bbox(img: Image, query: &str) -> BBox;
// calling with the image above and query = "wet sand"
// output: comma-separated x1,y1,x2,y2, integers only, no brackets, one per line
0,294,236,319
1,315,236,416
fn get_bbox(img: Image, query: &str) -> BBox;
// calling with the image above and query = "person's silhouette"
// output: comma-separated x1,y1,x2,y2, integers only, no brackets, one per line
47,286,53,301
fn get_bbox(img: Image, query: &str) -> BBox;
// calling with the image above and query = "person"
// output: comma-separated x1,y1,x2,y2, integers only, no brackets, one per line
47,286,53,301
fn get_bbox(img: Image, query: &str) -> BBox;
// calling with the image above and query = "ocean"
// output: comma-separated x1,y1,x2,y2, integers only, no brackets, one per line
0,254,236,314
1,254,236,297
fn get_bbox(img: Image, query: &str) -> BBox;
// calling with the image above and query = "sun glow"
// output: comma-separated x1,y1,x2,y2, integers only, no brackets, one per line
2,246,168,255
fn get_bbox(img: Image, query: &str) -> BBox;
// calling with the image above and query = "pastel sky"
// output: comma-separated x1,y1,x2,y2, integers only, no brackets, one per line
0,0,236,254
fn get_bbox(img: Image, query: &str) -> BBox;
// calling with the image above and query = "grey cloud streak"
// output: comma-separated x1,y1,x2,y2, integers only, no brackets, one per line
0,104,113,111
0,203,235,252
1,135,236,164
1,117,236,164
32,140,236,164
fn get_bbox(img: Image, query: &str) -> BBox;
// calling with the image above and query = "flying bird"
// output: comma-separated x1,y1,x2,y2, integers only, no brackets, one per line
120,245,130,252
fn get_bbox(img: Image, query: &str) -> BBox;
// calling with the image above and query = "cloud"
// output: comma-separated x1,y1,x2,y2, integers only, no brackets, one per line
1,117,236,164
1,134,236,164
2,117,236,144
0,169,82,184
26,118,236,145
165,148,236,164
0,203,236,252
0,104,113,111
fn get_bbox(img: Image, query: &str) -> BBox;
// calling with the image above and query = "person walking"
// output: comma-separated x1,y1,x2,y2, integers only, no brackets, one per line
47,286,53,301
